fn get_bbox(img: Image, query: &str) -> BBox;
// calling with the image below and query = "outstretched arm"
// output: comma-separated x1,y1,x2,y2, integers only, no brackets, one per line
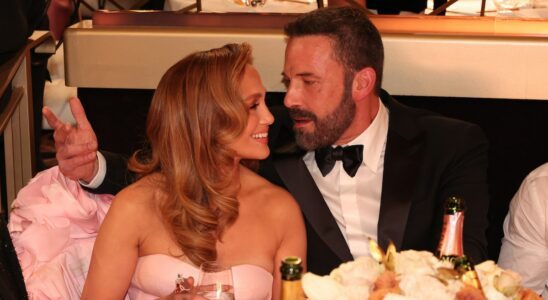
43,97,134,194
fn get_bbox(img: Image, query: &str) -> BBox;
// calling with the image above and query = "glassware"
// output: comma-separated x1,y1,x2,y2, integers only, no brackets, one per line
236,0,267,6
196,261,235,300
493,0,533,15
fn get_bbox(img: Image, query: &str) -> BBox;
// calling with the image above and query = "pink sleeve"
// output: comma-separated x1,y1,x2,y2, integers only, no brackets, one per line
8,166,113,299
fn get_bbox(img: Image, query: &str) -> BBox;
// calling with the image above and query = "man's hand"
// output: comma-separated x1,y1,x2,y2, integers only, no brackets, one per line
43,97,99,182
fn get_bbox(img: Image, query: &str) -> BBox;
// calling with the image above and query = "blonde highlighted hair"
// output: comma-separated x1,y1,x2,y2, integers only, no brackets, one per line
129,43,253,266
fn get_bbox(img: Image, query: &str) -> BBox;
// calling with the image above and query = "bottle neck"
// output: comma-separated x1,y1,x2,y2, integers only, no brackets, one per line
437,211,464,258
281,273,302,281
281,263,302,281
281,279,304,300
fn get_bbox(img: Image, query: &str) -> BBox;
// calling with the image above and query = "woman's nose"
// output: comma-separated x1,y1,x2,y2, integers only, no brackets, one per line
260,106,275,125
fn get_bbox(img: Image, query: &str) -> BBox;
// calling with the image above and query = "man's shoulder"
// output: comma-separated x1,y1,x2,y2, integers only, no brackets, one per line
382,90,481,133
418,109,481,133
393,98,477,128
387,95,484,140
518,162,548,197
527,162,548,182
412,109,487,152
259,152,305,188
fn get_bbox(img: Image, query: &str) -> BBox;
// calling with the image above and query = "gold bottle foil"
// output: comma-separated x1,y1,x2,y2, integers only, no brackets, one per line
281,280,305,300
462,270,483,291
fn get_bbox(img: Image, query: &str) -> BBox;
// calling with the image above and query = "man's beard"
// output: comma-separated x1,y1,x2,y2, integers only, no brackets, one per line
289,76,355,151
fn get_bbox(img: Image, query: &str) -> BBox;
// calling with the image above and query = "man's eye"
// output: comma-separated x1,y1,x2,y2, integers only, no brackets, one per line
281,78,290,88
303,80,316,85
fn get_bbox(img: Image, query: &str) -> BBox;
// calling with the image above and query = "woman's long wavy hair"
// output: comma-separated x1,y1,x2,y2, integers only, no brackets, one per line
129,43,252,266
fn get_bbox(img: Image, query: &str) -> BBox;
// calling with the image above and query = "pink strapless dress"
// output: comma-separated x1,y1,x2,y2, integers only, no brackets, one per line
8,167,273,299
128,254,272,300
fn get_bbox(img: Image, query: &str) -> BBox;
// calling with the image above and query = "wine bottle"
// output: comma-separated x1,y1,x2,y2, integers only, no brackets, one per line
437,196,465,261
280,256,304,300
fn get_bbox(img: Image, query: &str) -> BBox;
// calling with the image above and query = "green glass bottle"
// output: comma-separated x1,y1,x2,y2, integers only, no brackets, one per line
436,196,466,261
280,256,304,300
454,255,484,293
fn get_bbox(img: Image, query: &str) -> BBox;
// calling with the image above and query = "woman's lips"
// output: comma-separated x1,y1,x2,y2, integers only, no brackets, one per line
252,132,269,144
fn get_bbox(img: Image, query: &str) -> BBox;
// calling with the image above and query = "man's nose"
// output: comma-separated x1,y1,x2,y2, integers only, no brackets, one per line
283,85,301,109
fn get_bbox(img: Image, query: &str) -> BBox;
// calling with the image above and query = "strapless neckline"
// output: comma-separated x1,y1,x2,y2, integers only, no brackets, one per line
128,253,273,300
138,253,273,276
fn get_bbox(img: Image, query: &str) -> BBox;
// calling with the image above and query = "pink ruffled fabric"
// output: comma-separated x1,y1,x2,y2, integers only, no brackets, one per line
8,167,113,300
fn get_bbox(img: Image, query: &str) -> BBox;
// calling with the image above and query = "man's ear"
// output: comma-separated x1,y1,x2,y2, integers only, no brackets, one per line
352,67,376,102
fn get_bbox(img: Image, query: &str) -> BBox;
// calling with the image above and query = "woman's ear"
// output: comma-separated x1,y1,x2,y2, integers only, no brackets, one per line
352,67,377,102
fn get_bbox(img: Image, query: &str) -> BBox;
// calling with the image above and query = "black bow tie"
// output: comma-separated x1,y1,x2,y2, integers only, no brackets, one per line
315,145,364,177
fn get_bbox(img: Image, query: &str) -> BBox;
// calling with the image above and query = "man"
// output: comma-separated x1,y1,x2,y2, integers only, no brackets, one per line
498,163,548,298
44,7,489,275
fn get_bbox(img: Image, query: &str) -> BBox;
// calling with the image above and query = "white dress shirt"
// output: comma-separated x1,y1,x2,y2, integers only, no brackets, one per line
303,100,389,258
498,162,548,298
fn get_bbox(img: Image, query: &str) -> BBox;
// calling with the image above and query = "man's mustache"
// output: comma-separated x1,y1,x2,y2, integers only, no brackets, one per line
288,108,317,122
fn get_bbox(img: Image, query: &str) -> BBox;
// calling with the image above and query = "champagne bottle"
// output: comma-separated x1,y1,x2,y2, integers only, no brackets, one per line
280,256,304,300
454,255,484,292
436,196,465,261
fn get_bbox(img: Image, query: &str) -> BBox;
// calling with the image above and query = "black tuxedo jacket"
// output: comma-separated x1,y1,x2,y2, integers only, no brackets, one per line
260,90,490,275
97,90,489,275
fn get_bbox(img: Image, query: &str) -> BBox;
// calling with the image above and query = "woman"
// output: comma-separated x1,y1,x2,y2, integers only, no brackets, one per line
81,43,306,299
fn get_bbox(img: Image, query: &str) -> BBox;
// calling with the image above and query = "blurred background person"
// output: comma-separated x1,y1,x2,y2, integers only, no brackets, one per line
498,162,548,298
1,0,48,298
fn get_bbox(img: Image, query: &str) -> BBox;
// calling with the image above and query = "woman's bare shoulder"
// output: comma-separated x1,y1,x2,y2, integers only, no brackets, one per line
110,174,164,214
240,167,300,215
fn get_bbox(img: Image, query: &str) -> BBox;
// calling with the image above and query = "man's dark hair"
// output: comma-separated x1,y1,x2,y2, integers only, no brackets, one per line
284,7,384,94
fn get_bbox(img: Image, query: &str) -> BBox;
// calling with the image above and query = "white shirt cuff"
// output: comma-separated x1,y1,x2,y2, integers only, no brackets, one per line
79,151,107,189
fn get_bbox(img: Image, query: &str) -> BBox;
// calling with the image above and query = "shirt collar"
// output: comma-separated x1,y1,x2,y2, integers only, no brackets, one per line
304,98,389,174
344,98,388,174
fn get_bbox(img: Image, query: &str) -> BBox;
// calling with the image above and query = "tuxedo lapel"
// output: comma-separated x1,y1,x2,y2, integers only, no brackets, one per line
274,156,353,262
377,90,423,251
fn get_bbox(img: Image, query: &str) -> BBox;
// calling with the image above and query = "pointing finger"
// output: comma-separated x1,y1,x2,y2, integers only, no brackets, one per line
43,106,65,130
68,97,92,130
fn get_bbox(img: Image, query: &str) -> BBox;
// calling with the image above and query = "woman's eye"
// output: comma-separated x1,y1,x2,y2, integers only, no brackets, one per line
249,102,259,110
